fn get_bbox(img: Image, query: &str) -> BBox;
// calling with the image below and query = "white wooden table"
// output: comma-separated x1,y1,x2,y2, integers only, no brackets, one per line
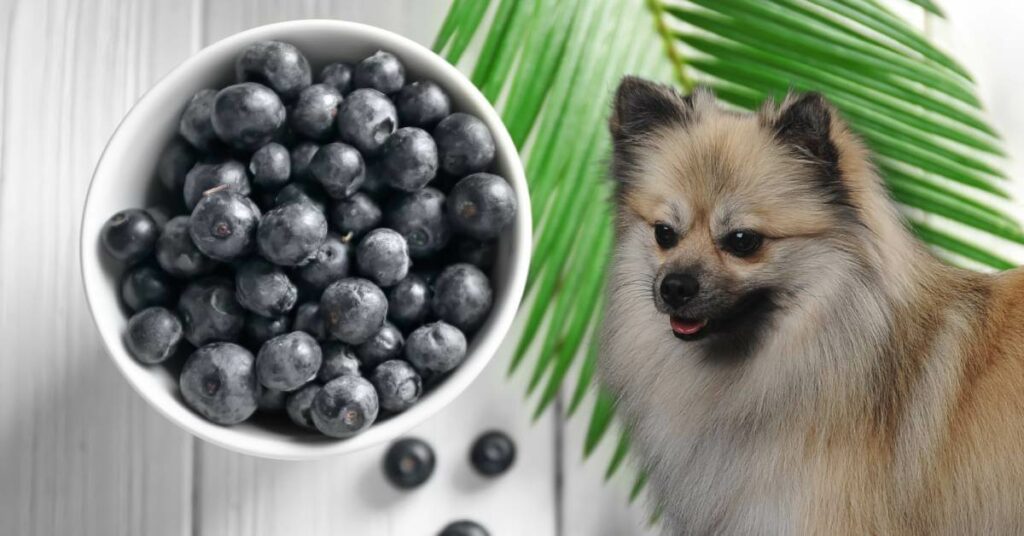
0,1,1019,535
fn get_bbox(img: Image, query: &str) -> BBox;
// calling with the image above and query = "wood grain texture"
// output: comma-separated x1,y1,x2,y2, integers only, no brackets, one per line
0,1,198,536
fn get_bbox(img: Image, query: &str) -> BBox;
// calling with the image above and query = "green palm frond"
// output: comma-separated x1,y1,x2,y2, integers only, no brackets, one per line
434,0,1017,510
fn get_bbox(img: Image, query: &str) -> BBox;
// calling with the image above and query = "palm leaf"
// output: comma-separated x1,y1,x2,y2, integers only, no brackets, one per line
434,0,1015,513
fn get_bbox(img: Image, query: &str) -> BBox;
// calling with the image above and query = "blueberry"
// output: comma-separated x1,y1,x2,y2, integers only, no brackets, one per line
353,51,405,94
439,521,489,536
245,313,290,347
178,89,220,151
356,228,410,288
179,342,258,425
329,192,381,240
385,187,450,258
290,84,342,141
370,359,421,412
183,160,250,211
319,62,353,95
157,137,198,192
432,263,493,332
292,302,327,341
337,88,397,155
446,173,517,240
311,375,379,438
289,141,320,182
125,306,183,364
470,430,516,476
121,264,176,312
235,258,298,317
394,81,450,129
285,383,321,429
178,277,246,346
296,235,351,292
320,278,388,344
101,209,159,264
189,190,261,261
273,182,326,213
448,237,497,271
405,321,467,374
257,386,287,412
386,274,431,330
356,322,405,370
379,127,438,192
235,41,312,101
256,331,322,391
317,342,361,382
156,216,218,278
249,142,291,190
383,437,435,489
257,202,328,266
210,82,286,151
309,142,365,199
433,113,496,176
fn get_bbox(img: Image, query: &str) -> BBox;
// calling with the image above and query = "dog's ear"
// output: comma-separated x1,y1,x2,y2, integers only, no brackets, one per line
772,92,841,179
609,76,693,145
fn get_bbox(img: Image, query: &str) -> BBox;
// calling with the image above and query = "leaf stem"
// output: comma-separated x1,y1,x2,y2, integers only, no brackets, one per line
646,0,694,91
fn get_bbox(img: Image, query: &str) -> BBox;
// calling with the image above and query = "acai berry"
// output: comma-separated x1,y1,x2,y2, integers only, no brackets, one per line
394,81,450,129
101,209,159,264
121,264,176,312
179,342,259,425
311,375,379,438
353,51,405,94
256,331,322,391
329,192,381,240
125,306,183,364
336,88,397,155
433,113,496,176
370,359,421,412
211,82,286,151
320,278,388,345
183,160,250,211
379,127,438,192
234,258,298,317
318,342,362,382
155,216,218,278
189,190,261,261
319,62,353,95
257,201,328,266
356,228,410,288
385,187,449,258
355,321,405,370
177,277,246,346
290,84,342,141
235,41,312,101
249,142,291,190
405,321,467,374
309,142,365,199
431,263,493,332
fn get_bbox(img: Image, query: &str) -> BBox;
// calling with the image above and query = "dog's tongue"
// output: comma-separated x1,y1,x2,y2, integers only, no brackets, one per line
670,317,708,336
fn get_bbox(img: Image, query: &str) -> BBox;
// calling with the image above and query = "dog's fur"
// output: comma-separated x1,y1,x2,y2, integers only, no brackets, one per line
599,77,1024,534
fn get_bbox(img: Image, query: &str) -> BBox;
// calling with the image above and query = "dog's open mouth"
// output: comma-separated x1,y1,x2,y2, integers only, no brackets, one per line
670,316,709,340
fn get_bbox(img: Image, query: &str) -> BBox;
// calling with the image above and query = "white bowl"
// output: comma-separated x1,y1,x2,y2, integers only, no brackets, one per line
80,20,531,460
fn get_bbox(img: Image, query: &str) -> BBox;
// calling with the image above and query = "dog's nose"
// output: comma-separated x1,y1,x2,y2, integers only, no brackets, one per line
660,273,699,307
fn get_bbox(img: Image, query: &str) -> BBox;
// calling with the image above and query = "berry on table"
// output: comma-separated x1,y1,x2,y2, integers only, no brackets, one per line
470,430,516,476
383,437,435,489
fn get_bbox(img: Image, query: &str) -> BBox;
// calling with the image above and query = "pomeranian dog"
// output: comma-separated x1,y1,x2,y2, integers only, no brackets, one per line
599,76,1024,535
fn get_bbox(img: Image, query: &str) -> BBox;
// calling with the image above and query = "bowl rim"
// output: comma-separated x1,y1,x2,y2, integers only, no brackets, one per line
80,19,531,460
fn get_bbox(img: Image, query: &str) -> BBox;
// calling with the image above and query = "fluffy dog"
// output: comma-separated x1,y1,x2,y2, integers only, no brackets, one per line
599,76,1024,534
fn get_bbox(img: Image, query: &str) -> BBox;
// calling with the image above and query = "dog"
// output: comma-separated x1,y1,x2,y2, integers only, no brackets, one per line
598,76,1024,534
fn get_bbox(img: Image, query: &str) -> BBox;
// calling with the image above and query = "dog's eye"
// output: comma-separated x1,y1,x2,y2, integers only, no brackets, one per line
722,230,763,257
654,223,678,249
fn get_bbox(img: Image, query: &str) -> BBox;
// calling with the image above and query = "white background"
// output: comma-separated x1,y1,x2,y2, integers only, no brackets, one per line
0,1,1019,535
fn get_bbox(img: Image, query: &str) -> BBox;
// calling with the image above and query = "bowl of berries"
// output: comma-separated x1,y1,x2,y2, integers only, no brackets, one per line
80,20,530,459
